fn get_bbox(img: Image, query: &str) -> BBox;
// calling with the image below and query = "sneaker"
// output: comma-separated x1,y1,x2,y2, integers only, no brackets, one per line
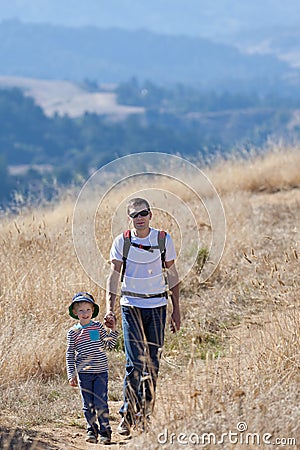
85,430,98,443
99,434,111,445
117,417,131,436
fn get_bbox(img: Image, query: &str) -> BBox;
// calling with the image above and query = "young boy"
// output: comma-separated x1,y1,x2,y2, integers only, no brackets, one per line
66,292,118,445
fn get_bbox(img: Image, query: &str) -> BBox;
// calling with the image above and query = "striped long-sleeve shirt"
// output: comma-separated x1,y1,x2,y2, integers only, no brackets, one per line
66,320,118,380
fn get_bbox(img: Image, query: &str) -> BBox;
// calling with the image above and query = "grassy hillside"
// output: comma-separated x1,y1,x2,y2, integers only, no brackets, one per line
0,146,299,448
0,76,144,118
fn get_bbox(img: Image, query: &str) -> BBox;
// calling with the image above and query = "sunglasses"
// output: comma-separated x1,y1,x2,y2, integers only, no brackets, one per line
129,209,150,219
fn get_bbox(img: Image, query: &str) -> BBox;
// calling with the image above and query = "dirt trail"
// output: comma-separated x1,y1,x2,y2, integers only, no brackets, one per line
1,404,132,449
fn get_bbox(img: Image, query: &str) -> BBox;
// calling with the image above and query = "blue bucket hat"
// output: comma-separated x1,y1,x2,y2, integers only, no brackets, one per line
69,292,99,319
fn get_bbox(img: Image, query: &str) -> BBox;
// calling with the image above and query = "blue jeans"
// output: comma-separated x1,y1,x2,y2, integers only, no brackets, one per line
120,305,167,423
77,371,111,437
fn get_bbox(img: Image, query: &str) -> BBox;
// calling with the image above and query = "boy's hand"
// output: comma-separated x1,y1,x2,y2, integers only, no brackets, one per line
69,376,78,387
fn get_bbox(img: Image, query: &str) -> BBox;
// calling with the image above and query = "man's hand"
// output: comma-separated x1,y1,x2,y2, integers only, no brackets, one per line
170,310,181,333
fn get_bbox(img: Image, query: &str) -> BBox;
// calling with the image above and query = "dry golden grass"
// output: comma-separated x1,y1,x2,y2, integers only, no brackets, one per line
208,144,300,194
0,146,299,448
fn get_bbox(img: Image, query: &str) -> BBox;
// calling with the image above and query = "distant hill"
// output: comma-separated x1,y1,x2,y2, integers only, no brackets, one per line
226,26,300,69
1,78,299,207
0,19,293,85
2,0,300,40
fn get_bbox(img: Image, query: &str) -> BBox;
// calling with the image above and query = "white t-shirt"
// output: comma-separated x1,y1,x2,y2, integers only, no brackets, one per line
110,227,177,308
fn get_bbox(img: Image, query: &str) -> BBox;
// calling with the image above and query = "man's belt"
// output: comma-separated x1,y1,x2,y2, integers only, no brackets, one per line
121,290,167,299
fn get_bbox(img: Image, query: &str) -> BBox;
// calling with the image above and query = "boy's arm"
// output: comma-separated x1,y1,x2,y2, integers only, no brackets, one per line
99,322,119,350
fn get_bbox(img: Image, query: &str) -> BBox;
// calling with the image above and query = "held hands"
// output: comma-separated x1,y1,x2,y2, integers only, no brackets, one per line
104,312,117,331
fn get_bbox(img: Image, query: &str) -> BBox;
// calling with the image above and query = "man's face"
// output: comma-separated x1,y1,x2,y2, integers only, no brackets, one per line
128,203,152,230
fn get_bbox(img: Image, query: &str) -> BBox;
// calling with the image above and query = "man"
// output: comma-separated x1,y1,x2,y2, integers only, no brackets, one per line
104,197,180,436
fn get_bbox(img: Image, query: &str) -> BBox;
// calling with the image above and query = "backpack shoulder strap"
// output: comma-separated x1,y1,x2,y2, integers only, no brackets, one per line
157,230,167,268
121,230,131,282
158,230,169,298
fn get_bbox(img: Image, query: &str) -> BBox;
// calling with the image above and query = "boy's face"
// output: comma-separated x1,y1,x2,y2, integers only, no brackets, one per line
73,301,94,325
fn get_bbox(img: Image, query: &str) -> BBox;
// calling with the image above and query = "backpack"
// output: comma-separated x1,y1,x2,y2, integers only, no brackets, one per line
120,229,167,282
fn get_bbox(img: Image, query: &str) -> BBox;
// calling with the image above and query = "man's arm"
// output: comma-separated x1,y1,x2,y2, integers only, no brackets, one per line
165,259,181,333
104,259,122,327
